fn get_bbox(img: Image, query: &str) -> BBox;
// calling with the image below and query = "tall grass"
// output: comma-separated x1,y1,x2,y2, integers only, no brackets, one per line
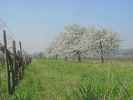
67,78,131,100
1,59,133,100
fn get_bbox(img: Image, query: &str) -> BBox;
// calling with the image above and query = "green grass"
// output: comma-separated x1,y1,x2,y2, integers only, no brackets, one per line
1,59,133,100
0,64,8,100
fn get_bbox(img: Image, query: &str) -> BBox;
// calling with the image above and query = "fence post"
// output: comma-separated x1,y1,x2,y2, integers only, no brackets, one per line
19,41,24,79
12,40,17,86
3,30,13,95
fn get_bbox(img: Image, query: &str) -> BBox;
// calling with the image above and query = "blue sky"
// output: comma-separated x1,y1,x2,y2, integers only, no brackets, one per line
0,0,133,53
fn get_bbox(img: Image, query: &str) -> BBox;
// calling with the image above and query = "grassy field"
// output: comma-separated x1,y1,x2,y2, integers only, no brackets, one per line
1,59,133,100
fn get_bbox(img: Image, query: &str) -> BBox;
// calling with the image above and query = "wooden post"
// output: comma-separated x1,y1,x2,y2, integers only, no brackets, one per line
3,30,13,95
12,40,17,86
19,41,22,57
19,41,23,79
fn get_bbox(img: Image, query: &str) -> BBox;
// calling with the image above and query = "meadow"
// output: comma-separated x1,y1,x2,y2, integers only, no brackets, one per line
1,59,133,100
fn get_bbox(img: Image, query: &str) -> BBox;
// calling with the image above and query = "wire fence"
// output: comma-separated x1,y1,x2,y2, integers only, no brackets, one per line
0,21,32,97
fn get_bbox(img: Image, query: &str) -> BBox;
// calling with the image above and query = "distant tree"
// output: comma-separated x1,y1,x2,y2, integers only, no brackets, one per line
60,24,87,62
47,24,120,63
90,28,120,63
47,24,87,61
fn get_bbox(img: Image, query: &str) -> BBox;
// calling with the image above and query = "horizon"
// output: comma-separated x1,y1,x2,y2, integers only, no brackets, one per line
0,0,133,53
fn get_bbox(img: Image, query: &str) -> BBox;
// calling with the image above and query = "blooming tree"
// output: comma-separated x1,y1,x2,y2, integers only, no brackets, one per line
47,24,120,62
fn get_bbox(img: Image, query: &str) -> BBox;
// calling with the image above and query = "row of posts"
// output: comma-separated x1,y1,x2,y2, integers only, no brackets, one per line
3,30,31,95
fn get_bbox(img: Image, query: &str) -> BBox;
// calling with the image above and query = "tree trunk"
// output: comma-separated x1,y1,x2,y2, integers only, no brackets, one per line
100,40,104,63
101,54,104,63
64,56,68,61
77,51,81,62
55,54,58,60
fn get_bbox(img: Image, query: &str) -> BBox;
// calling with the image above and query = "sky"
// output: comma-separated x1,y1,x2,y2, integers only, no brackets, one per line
0,0,133,53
